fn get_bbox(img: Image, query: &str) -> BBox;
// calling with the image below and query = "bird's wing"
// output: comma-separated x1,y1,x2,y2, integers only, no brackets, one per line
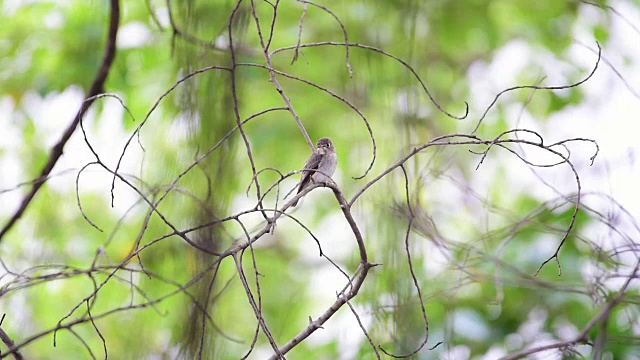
298,151,323,193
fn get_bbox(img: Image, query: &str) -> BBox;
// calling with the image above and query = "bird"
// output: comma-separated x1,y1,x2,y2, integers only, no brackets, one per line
291,137,337,206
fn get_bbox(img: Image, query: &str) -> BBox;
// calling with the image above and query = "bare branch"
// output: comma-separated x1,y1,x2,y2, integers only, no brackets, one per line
500,259,640,360
0,0,121,242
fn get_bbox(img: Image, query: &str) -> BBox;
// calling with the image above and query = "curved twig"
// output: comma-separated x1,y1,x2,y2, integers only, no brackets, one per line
0,0,121,242
471,42,602,133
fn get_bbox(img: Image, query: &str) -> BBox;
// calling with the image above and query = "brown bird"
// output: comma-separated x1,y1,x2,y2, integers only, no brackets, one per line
292,138,337,206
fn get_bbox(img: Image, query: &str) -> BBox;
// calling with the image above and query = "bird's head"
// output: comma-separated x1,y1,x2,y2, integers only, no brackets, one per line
315,138,334,153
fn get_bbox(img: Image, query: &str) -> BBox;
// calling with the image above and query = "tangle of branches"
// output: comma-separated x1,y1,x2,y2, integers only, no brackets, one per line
1,1,639,359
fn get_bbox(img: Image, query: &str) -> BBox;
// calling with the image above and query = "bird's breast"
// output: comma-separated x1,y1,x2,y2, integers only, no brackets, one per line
312,153,337,183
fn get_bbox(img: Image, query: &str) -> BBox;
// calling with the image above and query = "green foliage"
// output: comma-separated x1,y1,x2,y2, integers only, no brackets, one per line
1,0,638,359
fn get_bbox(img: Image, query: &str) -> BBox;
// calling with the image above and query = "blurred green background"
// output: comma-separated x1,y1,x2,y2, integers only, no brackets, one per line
1,0,639,359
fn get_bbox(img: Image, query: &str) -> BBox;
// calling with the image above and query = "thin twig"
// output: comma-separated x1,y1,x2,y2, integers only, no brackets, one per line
0,0,121,242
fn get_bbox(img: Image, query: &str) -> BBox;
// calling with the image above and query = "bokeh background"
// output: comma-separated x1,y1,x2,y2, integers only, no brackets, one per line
1,0,639,359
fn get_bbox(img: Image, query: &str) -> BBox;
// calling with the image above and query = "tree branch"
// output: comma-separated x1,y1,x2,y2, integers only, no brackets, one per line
0,0,121,242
